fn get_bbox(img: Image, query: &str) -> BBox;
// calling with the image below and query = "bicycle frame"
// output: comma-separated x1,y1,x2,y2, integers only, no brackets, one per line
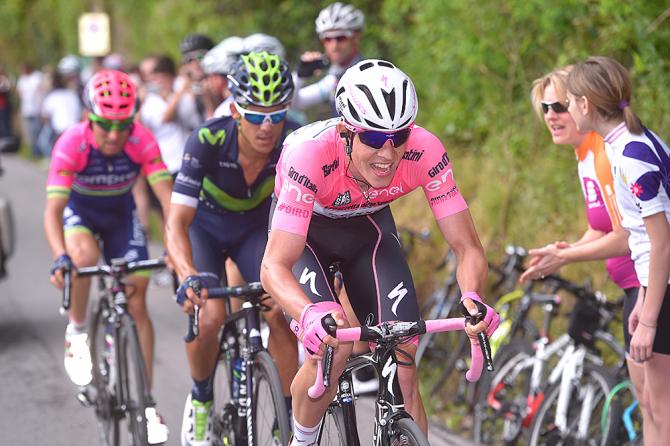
218,299,264,445
186,282,290,446
319,349,412,446
312,317,492,445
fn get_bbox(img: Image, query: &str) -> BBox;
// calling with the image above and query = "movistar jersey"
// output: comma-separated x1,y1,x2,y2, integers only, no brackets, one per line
46,121,170,213
272,118,468,236
171,116,300,215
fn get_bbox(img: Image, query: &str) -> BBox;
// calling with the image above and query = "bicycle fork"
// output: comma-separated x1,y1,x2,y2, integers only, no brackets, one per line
241,301,264,446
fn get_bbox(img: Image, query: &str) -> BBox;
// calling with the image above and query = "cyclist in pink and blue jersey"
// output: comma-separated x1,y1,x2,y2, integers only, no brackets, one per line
261,59,500,444
44,69,172,444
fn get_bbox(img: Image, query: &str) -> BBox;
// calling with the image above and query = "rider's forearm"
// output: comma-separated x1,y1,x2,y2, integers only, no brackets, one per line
43,203,66,259
455,247,488,296
260,261,312,321
164,219,197,281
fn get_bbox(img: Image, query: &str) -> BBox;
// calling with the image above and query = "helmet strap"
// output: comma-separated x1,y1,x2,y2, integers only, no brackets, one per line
340,131,353,158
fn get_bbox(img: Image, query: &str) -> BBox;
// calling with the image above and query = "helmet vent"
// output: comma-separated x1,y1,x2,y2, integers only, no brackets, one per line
382,89,396,120
359,62,374,71
400,79,408,118
355,84,382,119
378,61,394,69
398,116,413,129
347,99,361,122
363,119,385,129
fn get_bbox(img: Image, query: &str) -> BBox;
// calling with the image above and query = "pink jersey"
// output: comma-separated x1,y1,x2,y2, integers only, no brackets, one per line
46,121,170,202
272,119,468,236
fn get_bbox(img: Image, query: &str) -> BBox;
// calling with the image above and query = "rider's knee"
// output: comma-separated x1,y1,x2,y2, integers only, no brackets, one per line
196,311,226,341
68,245,98,267
127,297,149,321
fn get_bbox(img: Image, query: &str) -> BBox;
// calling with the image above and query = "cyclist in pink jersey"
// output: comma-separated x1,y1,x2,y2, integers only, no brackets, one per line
567,56,670,444
44,70,172,444
261,59,499,444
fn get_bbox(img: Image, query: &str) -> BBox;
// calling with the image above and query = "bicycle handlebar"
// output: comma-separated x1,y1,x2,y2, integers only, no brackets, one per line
60,258,166,314
76,258,166,277
307,313,493,399
183,282,265,343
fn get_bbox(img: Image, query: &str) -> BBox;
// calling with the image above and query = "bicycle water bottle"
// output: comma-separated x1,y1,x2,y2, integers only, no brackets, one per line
232,357,243,399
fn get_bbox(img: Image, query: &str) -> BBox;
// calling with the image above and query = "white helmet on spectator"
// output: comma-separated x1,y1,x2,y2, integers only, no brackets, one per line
202,36,245,75
57,55,81,76
102,53,125,71
336,59,418,131
243,33,285,59
315,2,365,38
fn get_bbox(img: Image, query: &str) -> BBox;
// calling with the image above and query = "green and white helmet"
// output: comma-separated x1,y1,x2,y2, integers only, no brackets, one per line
227,51,294,107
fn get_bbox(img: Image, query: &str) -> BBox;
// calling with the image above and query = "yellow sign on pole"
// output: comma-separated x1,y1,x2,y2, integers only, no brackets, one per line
78,13,111,57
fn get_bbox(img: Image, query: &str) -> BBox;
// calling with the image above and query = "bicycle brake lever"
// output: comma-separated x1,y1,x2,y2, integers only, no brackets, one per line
321,314,337,388
460,302,495,372
192,280,201,337
60,268,72,315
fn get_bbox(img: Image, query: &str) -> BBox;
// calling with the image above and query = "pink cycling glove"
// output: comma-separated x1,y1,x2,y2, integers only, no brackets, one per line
461,291,500,336
291,301,345,357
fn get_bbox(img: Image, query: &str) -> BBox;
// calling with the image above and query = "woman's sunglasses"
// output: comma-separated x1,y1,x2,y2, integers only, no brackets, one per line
234,102,288,125
541,101,569,114
89,113,134,132
349,126,413,150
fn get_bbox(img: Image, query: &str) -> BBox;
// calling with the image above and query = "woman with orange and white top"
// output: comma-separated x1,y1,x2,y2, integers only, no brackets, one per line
520,65,644,425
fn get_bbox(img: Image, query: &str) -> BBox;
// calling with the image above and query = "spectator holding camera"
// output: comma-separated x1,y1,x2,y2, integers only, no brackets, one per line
177,33,215,127
293,2,364,114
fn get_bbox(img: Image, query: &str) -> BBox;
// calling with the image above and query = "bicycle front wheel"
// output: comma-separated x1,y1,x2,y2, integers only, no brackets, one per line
89,297,120,445
117,314,150,445
472,339,534,445
387,418,429,446
527,363,622,446
317,404,348,445
251,350,291,445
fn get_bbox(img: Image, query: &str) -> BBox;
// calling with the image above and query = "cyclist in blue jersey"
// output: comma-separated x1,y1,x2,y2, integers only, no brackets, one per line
165,51,300,446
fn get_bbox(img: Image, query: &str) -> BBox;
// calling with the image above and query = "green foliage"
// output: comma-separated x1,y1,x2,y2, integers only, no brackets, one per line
3,0,669,290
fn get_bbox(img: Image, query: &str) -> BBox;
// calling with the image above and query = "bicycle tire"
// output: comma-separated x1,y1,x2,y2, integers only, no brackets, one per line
527,363,622,446
118,314,150,445
317,404,349,445
388,418,429,446
251,350,291,446
415,287,459,366
472,339,534,445
89,297,121,446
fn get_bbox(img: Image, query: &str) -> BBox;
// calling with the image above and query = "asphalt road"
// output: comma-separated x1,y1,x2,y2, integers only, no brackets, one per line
0,154,473,445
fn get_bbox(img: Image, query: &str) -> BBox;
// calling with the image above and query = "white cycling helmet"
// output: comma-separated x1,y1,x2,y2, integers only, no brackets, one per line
202,36,245,76
57,54,81,76
243,33,285,59
315,2,365,38
335,59,418,131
